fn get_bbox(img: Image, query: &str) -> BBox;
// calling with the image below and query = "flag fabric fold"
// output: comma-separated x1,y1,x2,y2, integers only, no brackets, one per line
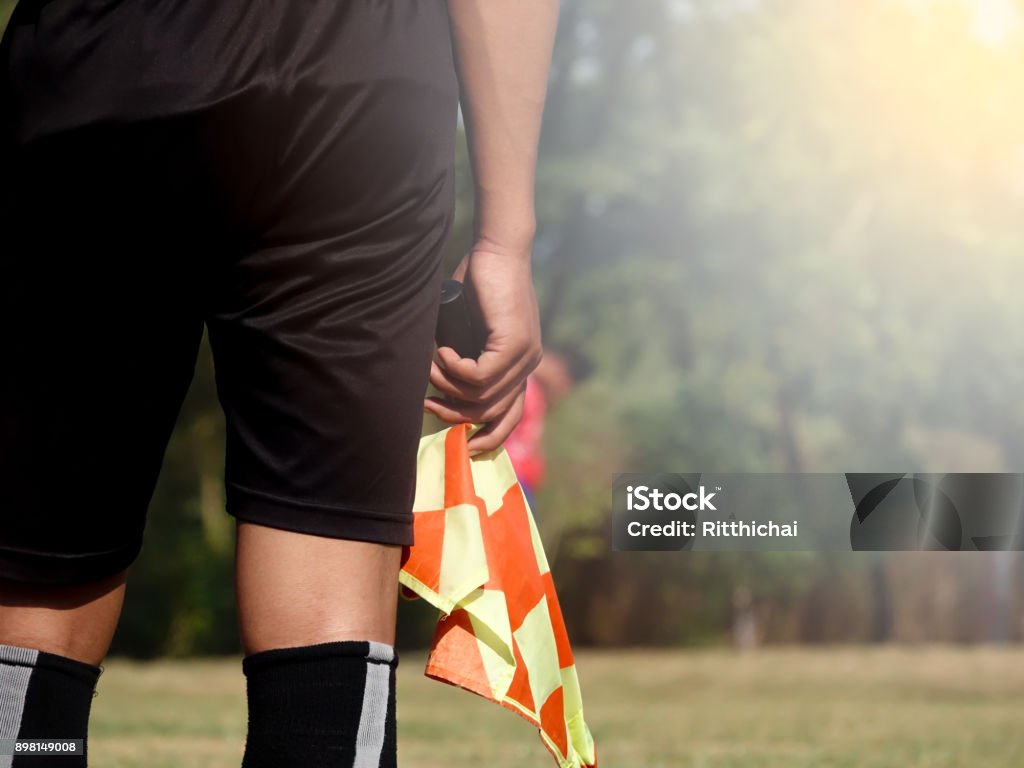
401,416,597,768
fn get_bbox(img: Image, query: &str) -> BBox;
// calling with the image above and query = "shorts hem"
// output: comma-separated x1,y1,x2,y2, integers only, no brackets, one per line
225,483,414,547
0,542,141,586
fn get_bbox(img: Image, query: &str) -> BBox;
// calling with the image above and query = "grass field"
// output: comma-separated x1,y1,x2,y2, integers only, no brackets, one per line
90,647,1024,767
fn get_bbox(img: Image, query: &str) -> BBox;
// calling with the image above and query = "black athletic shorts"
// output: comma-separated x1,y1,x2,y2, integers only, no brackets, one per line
0,0,459,584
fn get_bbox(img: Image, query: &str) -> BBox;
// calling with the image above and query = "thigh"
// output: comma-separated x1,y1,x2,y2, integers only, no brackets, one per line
208,0,459,548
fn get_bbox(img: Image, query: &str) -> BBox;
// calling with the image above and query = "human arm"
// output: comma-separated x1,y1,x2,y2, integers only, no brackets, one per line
424,0,560,455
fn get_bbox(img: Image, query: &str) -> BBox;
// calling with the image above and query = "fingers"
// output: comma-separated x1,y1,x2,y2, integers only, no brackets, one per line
465,388,526,456
428,344,540,404
425,337,539,440
424,246,542,453
424,343,536,456
424,377,525,426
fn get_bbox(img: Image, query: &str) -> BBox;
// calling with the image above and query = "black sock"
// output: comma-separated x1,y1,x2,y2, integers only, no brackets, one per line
0,643,101,767
241,640,398,768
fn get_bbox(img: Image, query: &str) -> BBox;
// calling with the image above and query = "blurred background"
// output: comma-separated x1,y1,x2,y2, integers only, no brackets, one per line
4,0,1024,765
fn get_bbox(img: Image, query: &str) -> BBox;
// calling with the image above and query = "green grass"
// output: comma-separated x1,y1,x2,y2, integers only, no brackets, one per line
90,647,1024,767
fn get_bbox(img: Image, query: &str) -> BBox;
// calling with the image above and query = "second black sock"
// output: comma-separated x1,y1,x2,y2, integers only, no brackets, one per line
241,640,397,768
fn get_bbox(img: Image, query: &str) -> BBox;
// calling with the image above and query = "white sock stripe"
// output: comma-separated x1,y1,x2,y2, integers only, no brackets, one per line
0,646,39,768
365,641,394,664
0,645,38,667
352,647,393,768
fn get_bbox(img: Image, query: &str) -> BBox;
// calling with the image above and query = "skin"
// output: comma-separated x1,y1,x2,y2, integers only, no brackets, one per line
425,0,558,455
0,574,126,666
0,2,558,665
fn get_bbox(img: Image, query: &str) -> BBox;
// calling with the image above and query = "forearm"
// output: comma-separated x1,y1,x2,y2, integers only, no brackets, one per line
446,0,560,256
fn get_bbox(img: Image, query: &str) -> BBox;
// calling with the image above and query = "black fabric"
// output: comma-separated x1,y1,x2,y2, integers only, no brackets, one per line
5,648,101,768
241,640,398,768
0,0,459,584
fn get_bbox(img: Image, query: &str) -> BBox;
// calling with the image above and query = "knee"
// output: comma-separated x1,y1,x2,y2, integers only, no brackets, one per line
235,522,402,655
0,572,127,665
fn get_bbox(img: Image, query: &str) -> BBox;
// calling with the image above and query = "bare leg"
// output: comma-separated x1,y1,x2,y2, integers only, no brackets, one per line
234,521,401,654
0,572,126,666
234,522,404,767
0,573,123,765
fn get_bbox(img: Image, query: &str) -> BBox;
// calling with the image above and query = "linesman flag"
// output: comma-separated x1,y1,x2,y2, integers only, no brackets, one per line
401,416,598,768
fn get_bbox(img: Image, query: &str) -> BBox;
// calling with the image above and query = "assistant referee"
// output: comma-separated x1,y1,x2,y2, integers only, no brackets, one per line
0,1,558,766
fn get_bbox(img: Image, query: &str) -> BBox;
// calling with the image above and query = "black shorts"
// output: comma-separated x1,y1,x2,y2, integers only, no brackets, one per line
0,0,458,584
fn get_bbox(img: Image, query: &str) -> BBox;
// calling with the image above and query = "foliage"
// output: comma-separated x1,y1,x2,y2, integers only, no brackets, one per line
5,0,1024,652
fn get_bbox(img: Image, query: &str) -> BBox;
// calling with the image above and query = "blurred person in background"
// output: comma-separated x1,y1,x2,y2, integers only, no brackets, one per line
505,346,594,509
0,1,556,766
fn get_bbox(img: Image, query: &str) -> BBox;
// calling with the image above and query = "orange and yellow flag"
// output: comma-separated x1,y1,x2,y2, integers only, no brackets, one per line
401,416,597,768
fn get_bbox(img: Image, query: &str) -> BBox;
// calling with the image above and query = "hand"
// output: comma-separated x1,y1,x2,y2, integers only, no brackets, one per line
424,243,542,455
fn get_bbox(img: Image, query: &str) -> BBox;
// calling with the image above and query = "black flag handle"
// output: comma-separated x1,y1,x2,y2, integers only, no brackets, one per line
436,279,484,360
